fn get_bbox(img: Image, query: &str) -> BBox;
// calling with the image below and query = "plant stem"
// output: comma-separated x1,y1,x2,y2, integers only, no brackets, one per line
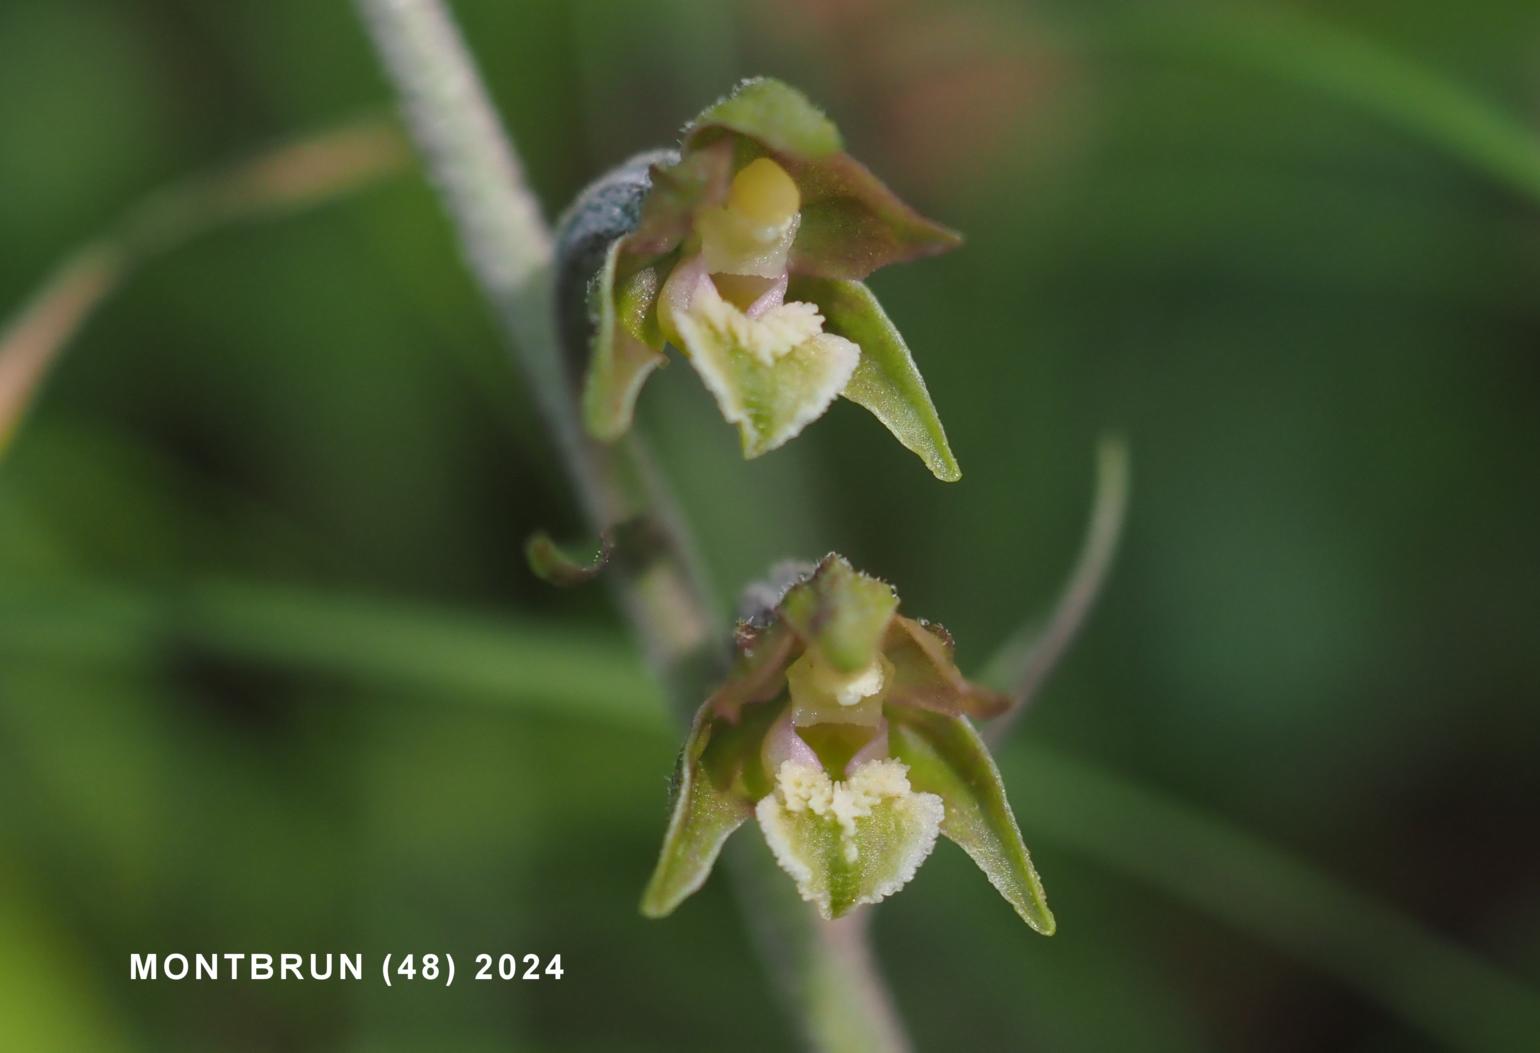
350,1,910,1047
980,435,1129,738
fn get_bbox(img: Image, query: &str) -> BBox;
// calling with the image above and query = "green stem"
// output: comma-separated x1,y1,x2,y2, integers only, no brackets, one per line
980,435,1129,734
350,1,908,1047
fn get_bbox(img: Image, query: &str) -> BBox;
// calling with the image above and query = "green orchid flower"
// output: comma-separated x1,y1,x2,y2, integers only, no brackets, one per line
576,78,964,481
641,555,1055,930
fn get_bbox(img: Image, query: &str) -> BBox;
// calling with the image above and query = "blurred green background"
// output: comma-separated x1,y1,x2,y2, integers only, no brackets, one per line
3,0,1539,1050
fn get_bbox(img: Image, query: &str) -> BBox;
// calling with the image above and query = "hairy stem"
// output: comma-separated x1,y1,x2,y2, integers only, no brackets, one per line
350,0,908,1047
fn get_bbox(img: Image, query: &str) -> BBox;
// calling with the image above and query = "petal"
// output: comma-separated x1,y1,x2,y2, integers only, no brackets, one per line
707,616,800,722
889,707,1056,934
792,276,961,482
784,152,962,279
640,707,755,918
626,141,732,258
756,759,944,919
778,554,900,674
882,616,1011,719
582,240,667,441
669,278,859,457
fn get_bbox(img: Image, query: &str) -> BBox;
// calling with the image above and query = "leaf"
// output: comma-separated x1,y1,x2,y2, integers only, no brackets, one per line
524,530,612,587
792,276,960,482
686,77,843,160
582,240,667,441
889,707,1055,933
778,555,899,674
755,759,944,919
640,709,753,918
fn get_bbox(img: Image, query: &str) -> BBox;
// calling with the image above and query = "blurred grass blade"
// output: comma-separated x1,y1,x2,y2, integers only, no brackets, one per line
1009,743,1540,1053
0,116,409,458
1103,2,1540,204
0,578,664,729
980,435,1129,726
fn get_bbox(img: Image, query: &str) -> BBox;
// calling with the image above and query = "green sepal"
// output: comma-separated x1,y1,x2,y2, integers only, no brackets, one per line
640,708,754,918
783,155,962,280
582,240,667,441
889,707,1056,934
792,276,961,482
778,555,900,674
685,77,843,160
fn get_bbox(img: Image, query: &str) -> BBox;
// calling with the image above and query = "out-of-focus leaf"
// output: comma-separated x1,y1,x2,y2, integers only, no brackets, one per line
524,530,612,587
686,77,843,160
778,555,899,674
891,707,1055,934
793,276,960,481
641,709,753,918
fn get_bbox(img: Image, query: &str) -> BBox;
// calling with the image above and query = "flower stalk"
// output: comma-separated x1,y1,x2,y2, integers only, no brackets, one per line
352,0,912,1047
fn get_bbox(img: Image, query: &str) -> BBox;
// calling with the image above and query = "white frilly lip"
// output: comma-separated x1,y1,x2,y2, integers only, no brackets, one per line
755,757,944,918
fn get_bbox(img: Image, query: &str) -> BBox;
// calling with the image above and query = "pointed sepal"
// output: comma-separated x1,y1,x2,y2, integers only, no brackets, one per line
640,709,754,918
889,708,1056,933
792,276,960,482
784,156,962,280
